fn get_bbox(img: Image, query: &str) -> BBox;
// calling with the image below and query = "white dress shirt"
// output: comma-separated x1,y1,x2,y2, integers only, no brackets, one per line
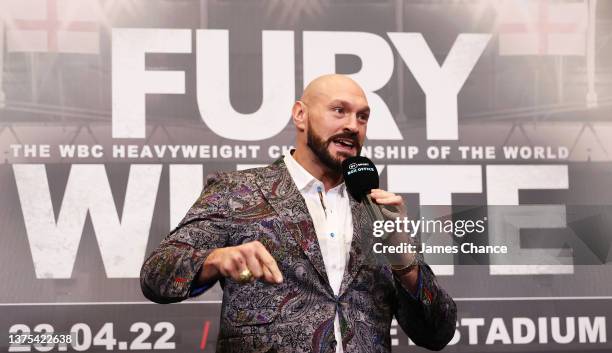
284,153,353,353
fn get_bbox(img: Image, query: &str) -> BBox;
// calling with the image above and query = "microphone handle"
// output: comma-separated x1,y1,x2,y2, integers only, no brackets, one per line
364,193,386,222
364,194,397,241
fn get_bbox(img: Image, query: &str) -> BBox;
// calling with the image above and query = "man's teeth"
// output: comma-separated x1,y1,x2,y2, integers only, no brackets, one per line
334,139,354,147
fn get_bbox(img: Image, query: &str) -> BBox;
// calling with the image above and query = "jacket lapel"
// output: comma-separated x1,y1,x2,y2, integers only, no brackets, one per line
254,158,332,293
339,195,373,296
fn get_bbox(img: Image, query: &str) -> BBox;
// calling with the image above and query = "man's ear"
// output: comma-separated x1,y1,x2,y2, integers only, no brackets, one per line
291,101,307,131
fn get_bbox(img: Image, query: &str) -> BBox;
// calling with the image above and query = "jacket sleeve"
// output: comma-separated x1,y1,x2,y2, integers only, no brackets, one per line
139,172,234,304
393,260,457,351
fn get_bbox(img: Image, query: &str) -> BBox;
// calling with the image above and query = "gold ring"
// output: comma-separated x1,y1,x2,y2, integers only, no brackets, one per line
238,269,253,283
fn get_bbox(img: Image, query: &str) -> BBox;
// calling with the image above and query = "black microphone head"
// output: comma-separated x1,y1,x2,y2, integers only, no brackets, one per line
342,156,379,201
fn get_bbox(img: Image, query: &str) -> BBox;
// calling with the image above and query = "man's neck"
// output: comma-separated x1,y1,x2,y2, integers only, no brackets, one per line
291,148,342,192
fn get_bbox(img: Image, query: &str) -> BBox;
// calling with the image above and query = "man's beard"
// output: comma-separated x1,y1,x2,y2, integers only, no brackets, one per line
307,128,360,174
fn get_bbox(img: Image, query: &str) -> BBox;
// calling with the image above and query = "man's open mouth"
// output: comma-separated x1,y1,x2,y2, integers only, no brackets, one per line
331,137,357,151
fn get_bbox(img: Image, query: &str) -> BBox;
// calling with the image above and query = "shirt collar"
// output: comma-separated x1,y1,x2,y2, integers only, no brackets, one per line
283,151,346,196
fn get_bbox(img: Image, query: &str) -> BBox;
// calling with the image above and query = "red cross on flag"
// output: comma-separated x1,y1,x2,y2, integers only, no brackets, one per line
497,0,588,56
3,0,100,54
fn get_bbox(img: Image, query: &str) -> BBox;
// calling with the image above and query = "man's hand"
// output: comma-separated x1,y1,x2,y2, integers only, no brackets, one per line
369,188,407,219
369,189,420,293
197,241,283,285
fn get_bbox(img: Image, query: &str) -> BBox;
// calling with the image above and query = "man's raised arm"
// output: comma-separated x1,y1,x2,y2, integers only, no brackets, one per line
139,172,234,304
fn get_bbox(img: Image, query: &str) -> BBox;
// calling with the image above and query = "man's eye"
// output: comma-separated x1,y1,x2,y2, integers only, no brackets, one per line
358,114,369,121
332,107,343,114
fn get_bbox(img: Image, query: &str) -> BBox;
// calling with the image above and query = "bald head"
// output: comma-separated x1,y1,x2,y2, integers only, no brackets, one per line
301,74,367,105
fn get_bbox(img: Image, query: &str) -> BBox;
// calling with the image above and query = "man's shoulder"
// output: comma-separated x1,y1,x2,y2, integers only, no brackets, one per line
204,159,285,192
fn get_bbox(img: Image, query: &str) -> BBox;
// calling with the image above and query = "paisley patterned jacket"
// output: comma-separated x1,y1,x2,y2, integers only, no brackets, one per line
140,157,457,353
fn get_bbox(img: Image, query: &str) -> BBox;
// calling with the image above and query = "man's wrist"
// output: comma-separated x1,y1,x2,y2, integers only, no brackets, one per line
392,264,420,296
391,253,421,295
390,251,419,273
391,263,418,276
195,249,222,286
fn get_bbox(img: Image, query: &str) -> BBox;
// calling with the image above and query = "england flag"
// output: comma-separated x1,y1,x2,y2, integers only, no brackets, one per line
497,0,588,56
3,0,100,54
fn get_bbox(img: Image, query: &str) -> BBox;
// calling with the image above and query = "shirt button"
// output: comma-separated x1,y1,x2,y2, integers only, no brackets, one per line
330,232,335,237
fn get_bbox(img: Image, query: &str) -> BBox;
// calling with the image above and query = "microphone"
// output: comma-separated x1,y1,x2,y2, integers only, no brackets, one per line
342,156,418,268
341,156,387,228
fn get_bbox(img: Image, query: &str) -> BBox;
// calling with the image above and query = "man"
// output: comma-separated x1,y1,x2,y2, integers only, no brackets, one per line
140,74,456,352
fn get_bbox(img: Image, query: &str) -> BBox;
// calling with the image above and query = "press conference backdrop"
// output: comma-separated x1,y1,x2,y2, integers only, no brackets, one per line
1,0,612,352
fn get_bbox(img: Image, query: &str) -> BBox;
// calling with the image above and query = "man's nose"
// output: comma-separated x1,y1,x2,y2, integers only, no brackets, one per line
343,114,359,132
